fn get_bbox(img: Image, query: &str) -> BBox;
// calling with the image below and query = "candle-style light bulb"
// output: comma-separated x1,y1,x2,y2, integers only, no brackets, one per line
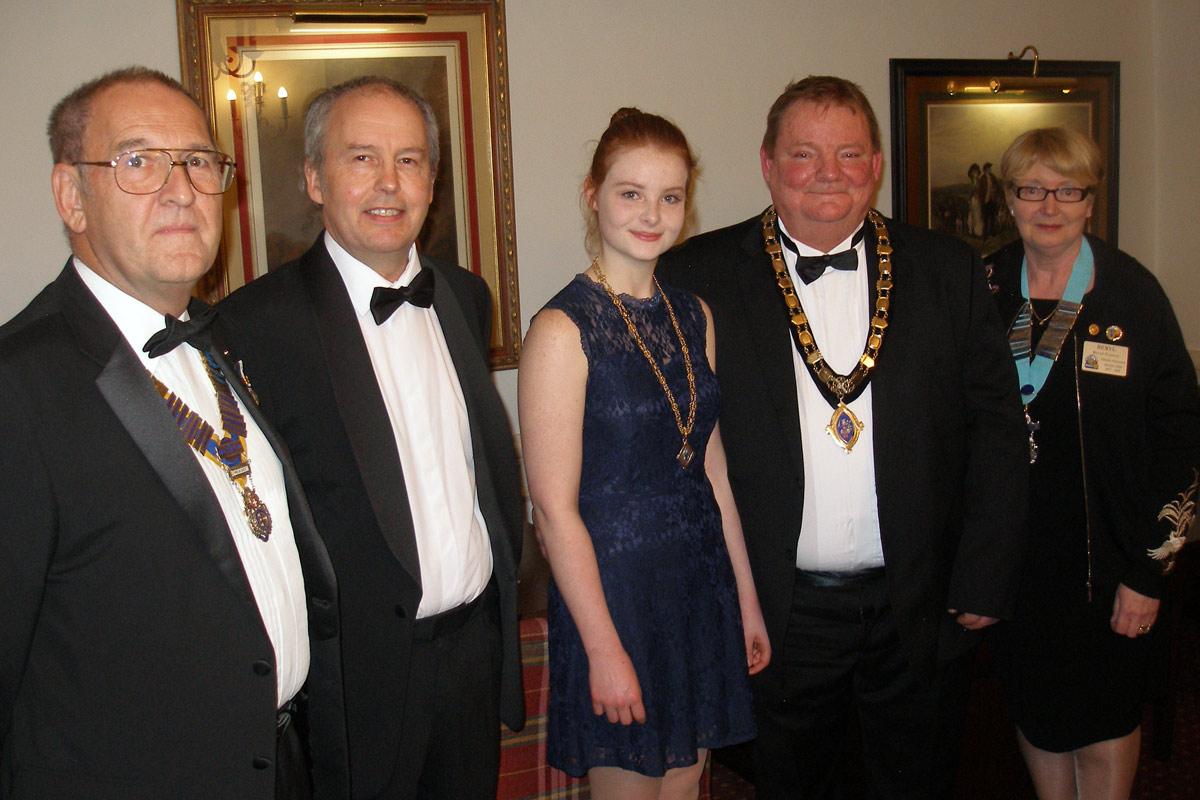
251,70,265,114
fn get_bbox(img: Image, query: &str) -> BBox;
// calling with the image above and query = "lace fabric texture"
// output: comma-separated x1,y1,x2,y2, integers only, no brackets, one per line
542,275,756,777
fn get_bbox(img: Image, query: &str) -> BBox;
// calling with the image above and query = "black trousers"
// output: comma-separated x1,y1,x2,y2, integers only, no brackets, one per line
754,571,970,800
276,701,312,800
377,585,503,800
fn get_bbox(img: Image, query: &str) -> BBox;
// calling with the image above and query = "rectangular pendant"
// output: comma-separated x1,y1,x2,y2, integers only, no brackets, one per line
676,442,695,469
826,402,864,453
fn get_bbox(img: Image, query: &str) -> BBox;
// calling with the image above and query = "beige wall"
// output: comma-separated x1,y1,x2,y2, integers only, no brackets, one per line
1151,0,1200,370
2,1,1195,414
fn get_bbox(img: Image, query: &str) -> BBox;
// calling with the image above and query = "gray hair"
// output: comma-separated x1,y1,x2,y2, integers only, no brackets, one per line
48,66,195,164
304,76,440,174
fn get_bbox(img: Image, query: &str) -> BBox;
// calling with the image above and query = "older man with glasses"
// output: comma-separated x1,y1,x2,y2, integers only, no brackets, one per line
0,66,349,800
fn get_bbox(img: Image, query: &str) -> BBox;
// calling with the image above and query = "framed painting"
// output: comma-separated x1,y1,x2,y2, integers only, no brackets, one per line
178,0,521,367
889,58,1119,256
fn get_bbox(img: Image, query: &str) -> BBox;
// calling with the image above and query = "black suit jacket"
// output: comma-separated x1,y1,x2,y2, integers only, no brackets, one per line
0,264,349,800
216,237,525,797
659,212,1029,696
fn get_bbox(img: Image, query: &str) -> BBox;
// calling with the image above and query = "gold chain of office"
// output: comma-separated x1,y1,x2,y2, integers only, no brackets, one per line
592,259,699,469
761,206,893,399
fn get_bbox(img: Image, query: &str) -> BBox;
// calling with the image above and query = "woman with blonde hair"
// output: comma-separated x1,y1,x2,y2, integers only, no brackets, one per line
986,127,1200,799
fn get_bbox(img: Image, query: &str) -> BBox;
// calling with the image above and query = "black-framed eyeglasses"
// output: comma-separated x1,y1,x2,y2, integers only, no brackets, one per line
73,149,236,195
1012,185,1092,203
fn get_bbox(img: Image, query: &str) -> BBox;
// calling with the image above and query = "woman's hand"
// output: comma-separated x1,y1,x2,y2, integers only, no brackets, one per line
742,607,771,675
588,647,646,725
953,611,999,631
1110,583,1160,639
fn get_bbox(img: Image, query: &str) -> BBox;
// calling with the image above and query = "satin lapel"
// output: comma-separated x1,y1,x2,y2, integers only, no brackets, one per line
425,259,517,577
56,273,258,609
733,219,804,477
298,246,422,595
206,311,338,601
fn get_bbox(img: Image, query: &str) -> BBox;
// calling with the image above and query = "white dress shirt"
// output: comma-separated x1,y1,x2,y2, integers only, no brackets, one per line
777,221,886,571
75,259,309,706
325,233,492,618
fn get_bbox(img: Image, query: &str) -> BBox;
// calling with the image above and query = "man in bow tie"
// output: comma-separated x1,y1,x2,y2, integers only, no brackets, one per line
0,67,348,799
659,75,1028,798
216,76,524,800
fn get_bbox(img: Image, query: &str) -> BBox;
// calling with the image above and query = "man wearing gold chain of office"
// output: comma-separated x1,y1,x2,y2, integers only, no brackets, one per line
660,75,1028,799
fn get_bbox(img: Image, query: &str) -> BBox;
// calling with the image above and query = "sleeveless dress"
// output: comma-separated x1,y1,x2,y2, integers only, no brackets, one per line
542,274,756,777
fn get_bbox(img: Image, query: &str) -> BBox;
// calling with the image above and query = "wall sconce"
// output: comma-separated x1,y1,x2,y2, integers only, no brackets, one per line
252,71,265,117
278,86,289,126
218,49,288,132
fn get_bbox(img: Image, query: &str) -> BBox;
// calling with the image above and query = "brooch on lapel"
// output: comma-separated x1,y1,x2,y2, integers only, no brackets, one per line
983,261,1000,294
225,350,261,406
1086,323,1124,341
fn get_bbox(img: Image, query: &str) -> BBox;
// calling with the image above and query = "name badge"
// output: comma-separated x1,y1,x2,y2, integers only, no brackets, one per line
1081,340,1129,377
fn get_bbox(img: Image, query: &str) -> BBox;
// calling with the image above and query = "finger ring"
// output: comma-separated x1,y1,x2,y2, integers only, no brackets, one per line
1138,624,1151,634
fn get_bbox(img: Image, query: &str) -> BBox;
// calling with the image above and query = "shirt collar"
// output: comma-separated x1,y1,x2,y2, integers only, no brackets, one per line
778,218,864,257
325,231,422,320
73,256,188,369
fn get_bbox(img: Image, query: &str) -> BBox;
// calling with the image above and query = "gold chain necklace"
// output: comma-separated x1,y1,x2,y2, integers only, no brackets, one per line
761,207,893,453
591,259,699,468
1027,299,1054,326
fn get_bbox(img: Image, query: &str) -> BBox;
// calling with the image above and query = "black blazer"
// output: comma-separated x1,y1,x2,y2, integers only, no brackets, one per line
659,213,1029,694
216,237,525,797
0,264,349,800
986,235,1200,599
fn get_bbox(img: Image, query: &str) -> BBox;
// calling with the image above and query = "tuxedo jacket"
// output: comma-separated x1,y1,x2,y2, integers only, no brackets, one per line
659,212,1029,695
216,237,525,797
0,265,349,800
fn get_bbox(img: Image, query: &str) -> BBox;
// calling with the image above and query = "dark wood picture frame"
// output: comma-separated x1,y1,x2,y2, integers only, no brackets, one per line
889,58,1119,255
178,0,521,368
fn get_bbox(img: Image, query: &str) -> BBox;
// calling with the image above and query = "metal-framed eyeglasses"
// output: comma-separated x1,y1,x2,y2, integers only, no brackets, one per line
73,149,236,195
1011,185,1093,203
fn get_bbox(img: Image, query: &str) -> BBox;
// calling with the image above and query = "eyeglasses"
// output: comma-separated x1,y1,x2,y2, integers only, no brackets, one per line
1012,185,1092,203
73,149,236,195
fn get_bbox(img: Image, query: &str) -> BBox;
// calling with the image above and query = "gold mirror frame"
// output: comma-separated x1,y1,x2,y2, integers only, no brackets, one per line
178,0,520,368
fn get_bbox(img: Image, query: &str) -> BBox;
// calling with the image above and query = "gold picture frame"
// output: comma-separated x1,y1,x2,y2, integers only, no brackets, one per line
178,0,520,367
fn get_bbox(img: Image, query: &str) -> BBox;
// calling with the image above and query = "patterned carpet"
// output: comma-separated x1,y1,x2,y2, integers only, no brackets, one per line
707,613,1200,799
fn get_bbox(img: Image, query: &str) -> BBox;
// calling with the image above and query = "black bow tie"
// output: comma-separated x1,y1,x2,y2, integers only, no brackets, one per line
780,225,866,285
370,267,436,324
143,303,217,358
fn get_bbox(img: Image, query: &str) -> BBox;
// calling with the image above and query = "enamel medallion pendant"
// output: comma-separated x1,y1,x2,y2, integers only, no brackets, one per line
241,484,274,542
827,402,864,453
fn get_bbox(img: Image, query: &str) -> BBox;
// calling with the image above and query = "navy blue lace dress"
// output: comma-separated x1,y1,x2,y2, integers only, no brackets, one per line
542,274,756,778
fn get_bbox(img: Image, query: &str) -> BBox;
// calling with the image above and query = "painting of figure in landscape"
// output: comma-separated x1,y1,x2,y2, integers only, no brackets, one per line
926,99,1091,254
